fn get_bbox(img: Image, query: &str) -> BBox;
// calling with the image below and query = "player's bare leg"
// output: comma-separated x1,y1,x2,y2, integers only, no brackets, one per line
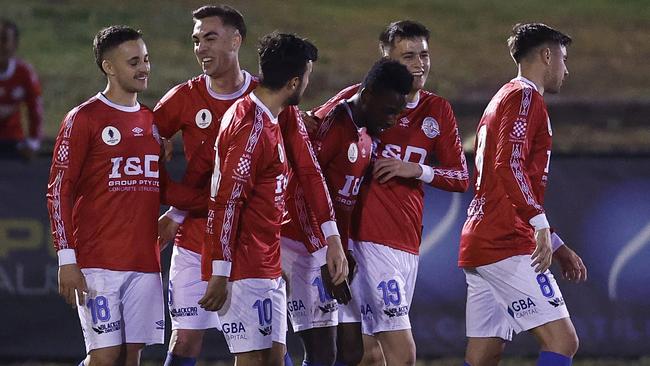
374,329,416,366
87,343,144,366
297,326,336,365
359,334,384,366
336,322,364,365
464,337,506,366
530,318,579,360
234,342,285,366
167,328,204,358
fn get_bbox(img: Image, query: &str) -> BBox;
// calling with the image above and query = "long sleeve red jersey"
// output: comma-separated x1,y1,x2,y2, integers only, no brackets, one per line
314,85,468,255
47,94,164,272
459,77,552,267
283,100,373,252
201,93,289,281
0,58,43,143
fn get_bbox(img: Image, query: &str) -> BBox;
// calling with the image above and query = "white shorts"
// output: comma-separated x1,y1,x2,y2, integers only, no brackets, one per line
77,268,164,352
218,277,287,354
168,246,221,330
351,241,419,335
464,255,570,341
281,237,339,332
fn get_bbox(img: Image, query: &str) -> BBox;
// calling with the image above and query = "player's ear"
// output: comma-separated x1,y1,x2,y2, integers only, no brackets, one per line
540,46,552,66
379,42,389,57
101,59,114,76
288,76,301,91
231,30,242,51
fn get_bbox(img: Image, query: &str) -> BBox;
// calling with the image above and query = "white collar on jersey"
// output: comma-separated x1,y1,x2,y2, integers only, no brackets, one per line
249,92,278,124
205,70,252,100
512,76,539,91
0,58,17,81
405,91,420,109
96,92,141,113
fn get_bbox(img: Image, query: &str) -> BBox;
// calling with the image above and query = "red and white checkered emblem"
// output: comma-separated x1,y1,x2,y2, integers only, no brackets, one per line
56,145,69,164
511,118,527,139
236,156,251,176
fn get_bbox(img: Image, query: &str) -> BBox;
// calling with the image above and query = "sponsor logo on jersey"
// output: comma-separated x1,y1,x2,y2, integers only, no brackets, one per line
421,117,440,138
222,322,246,334
11,86,25,100
195,108,212,129
399,117,410,127
548,296,565,308
507,297,537,318
92,320,121,334
287,299,306,312
170,306,199,317
383,305,409,318
259,325,272,336
156,319,165,330
318,302,338,314
101,126,121,146
348,143,358,163
131,127,144,136
278,143,285,163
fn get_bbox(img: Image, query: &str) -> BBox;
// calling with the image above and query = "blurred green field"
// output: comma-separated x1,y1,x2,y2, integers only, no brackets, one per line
3,0,649,139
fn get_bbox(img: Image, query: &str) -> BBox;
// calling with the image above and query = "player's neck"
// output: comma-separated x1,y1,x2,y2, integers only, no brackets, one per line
102,85,138,107
252,87,285,118
406,89,419,104
208,63,245,95
346,94,367,129
517,66,545,95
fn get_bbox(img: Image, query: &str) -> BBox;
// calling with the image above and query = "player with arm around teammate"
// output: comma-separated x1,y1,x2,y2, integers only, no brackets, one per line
459,23,587,366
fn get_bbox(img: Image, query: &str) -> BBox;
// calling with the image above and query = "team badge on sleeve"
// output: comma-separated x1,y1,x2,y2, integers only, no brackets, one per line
348,143,358,163
421,117,440,138
195,109,213,129
101,126,121,146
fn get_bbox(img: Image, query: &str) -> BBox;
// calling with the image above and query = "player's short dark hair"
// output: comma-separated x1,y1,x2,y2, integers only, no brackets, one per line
508,23,572,63
93,25,143,74
257,32,318,90
0,18,19,44
362,58,413,95
379,20,430,49
192,5,246,41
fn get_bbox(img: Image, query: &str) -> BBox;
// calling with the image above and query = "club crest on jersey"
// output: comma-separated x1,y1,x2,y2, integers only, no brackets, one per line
348,143,358,163
421,117,439,138
101,126,121,146
278,143,285,163
195,108,212,129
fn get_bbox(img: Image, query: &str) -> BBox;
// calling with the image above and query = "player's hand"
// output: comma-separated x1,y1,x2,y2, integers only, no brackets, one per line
346,250,357,284
300,110,319,135
531,228,553,273
198,275,229,311
373,158,422,184
58,264,88,308
158,214,180,251
160,138,173,162
325,235,348,285
553,245,588,283
320,265,352,305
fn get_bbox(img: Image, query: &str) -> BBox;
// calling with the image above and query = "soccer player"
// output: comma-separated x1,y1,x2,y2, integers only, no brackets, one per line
197,32,319,366
0,18,43,159
459,23,587,366
154,6,346,364
305,21,469,365
281,59,413,366
46,26,172,365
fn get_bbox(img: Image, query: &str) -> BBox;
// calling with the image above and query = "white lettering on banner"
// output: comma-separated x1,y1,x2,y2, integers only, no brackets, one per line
108,155,159,179
0,263,58,295
381,144,428,164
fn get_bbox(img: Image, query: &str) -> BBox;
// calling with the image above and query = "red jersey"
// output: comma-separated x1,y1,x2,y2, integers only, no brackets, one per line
459,77,552,267
283,100,373,252
314,85,468,255
0,58,43,142
154,72,257,253
47,94,164,272
201,94,289,281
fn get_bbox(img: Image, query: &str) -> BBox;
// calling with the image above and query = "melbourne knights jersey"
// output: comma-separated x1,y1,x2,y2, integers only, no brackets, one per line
48,94,169,272
283,100,373,252
154,72,256,253
459,77,552,267
314,85,468,254
201,94,289,281
0,58,43,142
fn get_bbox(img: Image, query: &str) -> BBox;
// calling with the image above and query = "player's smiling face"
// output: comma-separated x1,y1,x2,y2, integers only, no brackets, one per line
105,38,150,93
192,16,240,78
385,36,430,92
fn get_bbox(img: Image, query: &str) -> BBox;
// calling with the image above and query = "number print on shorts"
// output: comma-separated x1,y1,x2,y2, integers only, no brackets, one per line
536,274,555,298
312,276,333,303
377,279,402,306
86,295,111,324
253,298,273,326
